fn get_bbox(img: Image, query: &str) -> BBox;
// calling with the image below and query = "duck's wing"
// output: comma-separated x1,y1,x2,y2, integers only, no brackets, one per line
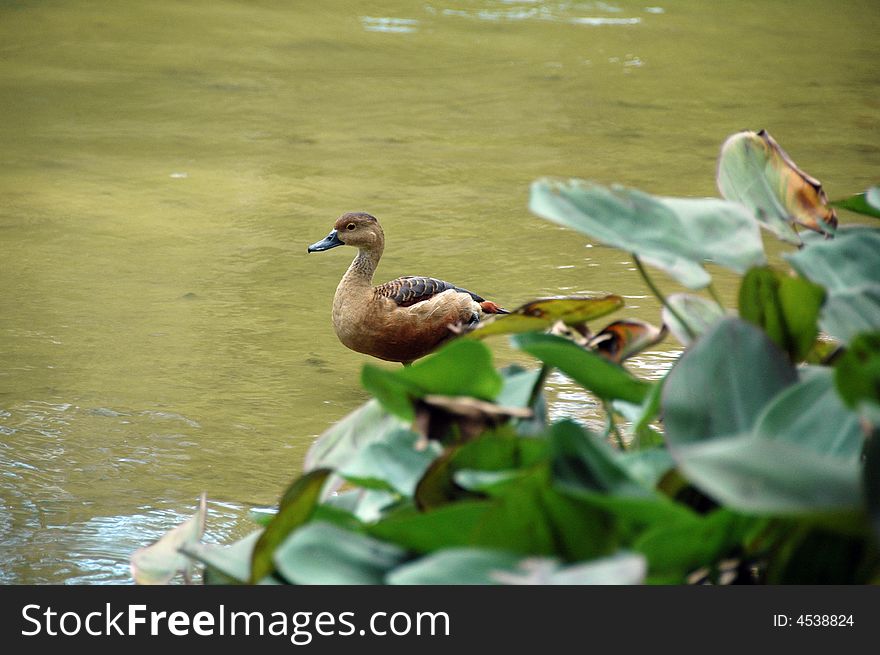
375,276,508,313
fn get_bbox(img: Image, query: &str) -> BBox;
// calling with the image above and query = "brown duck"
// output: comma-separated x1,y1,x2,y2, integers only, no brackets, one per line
308,212,508,364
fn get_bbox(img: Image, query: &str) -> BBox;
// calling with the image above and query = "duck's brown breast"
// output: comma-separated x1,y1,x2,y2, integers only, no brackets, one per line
333,289,479,363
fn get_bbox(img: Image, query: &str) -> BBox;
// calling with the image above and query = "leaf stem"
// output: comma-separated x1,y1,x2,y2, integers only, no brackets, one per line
603,401,626,450
632,255,696,340
707,283,726,311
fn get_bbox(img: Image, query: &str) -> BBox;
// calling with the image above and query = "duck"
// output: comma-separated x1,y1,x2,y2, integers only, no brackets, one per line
308,212,509,364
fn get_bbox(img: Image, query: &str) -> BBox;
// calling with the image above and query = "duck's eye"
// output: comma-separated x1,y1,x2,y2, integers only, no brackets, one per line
346,223,356,231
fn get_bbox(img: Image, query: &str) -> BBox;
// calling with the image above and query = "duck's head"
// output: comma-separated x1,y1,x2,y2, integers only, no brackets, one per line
308,212,384,253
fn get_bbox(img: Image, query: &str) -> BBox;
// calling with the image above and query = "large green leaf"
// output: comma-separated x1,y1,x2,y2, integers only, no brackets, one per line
303,399,407,472
752,367,863,460
673,435,862,513
786,230,880,344
616,447,675,489
662,318,797,444
662,293,726,347
250,468,331,583
495,365,544,409
717,130,837,242
469,467,616,561
367,502,493,553
786,229,880,292
834,332,880,410
337,428,440,496
820,286,880,344
468,295,624,339
634,509,757,583
415,432,549,509
512,332,652,404
549,419,652,497
530,178,765,289
830,186,880,219
386,548,524,584
182,530,262,585
387,548,646,585
362,340,503,420
273,521,407,584
738,266,826,361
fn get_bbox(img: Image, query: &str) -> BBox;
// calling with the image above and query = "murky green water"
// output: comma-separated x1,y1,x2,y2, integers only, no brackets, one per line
1,0,877,583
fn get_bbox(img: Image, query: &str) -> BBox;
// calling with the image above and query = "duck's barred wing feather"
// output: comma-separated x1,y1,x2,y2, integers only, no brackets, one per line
375,276,484,308
375,276,509,314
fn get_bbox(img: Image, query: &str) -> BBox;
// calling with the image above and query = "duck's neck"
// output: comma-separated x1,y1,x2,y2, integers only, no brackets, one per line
340,245,382,289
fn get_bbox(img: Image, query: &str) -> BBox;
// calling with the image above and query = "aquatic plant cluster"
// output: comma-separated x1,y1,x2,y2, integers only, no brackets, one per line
133,131,880,584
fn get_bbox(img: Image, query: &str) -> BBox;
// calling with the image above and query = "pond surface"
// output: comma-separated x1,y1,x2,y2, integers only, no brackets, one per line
1,0,877,583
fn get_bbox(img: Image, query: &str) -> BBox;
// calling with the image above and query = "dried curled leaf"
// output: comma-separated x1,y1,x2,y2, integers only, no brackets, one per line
413,394,533,446
717,129,837,242
587,319,668,363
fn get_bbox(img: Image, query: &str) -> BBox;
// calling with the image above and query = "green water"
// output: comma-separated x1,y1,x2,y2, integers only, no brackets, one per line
0,0,877,583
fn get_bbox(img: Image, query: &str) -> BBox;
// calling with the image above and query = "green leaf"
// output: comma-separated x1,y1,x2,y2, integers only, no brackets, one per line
662,318,797,444
250,468,331,583
468,295,624,339
662,293,726,347
367,502,493,553
634,510,756,583
512,332,652,404
130,493,206,585
786,229,880,292
673,435,862,513
386,548,525,584
830,186,880,219
362,340,503,420
273,522,407,584
415,433,549,509
303,399,408,472
786,229,880,344
472,468,616,560
530,179,766,289
337,428,440,496
754,367,864,459
387,548,646,584
834,332,880,410
820,286,880,344
495,365,543,409
738,266,826,361
182,530,262,585
616,448,676,489
717,130,837,241
549,419,652,497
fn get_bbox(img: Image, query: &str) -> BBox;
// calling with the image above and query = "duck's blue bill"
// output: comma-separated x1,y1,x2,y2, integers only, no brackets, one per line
308,229,344,252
